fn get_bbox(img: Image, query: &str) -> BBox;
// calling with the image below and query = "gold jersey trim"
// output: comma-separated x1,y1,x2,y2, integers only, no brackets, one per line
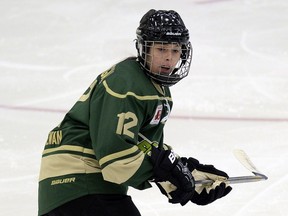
103,80,172,101
99,145,139,166
42,145,95,157
39,153,101,181
102,150,145,184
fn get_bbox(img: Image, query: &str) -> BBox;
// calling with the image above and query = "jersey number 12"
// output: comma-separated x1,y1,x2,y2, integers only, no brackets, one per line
116,112,138,139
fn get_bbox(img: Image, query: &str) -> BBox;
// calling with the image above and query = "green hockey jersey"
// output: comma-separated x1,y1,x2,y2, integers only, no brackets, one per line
38,57,173,215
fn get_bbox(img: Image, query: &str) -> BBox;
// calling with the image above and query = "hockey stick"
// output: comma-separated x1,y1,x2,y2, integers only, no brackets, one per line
195,149,268,185
137,135,268,185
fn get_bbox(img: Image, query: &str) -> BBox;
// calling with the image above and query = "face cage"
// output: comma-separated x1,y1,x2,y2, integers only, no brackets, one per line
139,41,192,87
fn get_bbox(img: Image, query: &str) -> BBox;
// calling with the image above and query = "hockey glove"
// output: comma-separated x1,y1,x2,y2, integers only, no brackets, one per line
182,157,232,205
150,147,195,206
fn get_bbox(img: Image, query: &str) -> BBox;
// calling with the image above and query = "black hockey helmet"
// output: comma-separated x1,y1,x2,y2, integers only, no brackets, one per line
136,9,192,86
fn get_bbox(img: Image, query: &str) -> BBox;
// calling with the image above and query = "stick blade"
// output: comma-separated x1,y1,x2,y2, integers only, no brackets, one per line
195,150,268,186
233,149,268,180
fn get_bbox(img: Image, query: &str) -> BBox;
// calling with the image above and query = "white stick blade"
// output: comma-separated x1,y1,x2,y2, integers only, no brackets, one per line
233,149,267,180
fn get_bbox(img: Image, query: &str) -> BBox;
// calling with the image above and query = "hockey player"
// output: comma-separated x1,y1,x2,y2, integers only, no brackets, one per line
38,9,232,216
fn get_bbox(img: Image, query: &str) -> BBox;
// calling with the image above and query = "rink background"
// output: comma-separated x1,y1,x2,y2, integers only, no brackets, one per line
0,0,287,215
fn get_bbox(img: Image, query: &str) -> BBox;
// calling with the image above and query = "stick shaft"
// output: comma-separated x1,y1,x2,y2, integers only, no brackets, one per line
195,175,266,185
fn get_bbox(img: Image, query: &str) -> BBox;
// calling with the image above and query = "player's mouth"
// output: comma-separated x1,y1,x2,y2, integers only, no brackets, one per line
159,66,172,74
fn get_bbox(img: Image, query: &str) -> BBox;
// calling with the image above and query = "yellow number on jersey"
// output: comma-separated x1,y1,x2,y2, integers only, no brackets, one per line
116,112,138,139
78,80,98,102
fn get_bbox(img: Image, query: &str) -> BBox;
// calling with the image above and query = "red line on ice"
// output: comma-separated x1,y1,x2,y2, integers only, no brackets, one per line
1,104,288,122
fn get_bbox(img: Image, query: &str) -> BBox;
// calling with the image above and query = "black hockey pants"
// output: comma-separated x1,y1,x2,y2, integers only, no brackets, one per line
44,194,141,216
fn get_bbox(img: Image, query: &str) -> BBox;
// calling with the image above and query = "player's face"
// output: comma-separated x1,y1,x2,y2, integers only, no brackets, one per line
147,42,182,75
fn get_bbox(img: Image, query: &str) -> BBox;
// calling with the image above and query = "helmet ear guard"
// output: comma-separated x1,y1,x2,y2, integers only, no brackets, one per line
136,9,192,86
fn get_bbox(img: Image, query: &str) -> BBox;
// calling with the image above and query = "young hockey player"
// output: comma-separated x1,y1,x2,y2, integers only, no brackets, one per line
38,9,232,216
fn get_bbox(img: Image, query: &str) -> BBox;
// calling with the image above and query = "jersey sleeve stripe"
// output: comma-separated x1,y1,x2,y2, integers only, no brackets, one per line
101,150,145,184
99,145,140,167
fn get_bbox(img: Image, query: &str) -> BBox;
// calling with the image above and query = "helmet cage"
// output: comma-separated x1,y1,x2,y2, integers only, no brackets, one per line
137,40,192,86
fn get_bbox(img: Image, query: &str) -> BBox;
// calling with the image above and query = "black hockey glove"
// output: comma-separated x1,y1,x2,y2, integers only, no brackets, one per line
150,147,195,206
182,157,232,205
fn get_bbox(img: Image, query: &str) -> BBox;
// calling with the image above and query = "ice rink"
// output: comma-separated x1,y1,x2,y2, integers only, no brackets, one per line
1,0,288,215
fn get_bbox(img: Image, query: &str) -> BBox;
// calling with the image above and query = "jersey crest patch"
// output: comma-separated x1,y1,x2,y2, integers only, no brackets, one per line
150,104,163,125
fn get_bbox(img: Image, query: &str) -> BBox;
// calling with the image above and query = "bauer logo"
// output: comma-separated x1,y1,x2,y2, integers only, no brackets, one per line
51,177,76,185
150,104,163,125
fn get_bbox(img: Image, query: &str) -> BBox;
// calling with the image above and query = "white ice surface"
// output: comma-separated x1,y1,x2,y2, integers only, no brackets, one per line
0,0,288,215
